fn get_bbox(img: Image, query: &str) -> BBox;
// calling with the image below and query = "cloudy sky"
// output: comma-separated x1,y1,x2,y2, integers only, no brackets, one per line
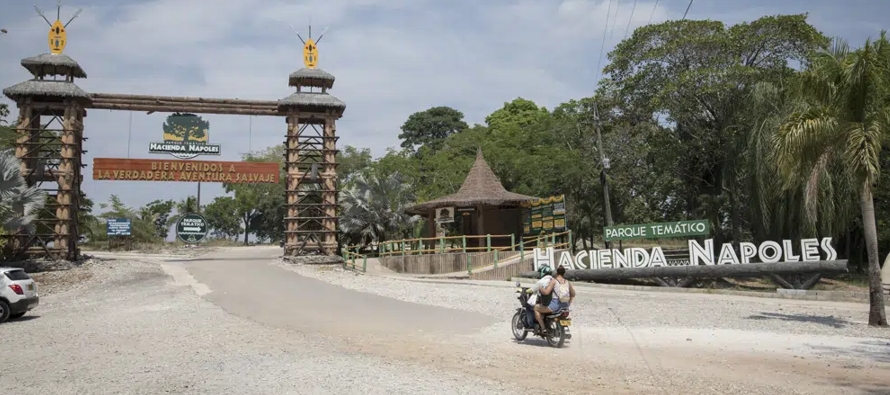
0,0,887,211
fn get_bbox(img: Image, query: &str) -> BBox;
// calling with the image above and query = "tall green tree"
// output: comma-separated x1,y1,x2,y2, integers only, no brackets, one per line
774,33,890,327
485,98,549,137
417,125,489,201
223,146,286,244
202,196,241,239
337,145,373,186
139,199,175,238
398,106,469,154
602,14,829,246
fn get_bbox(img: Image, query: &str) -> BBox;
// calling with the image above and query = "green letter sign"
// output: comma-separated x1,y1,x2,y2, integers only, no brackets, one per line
604,220,710,241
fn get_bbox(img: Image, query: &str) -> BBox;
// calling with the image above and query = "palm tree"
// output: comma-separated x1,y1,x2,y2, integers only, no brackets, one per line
774,33,890,327
745,82,858,243
0,149,47,238
339,172,420,248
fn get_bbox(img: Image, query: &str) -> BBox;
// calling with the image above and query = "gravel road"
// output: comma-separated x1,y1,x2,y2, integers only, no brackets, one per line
0,258,515,395
3,249,889,395
277,260,890,339
275,259,890,394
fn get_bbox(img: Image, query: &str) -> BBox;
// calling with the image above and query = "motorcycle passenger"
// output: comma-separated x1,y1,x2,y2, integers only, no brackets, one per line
533,265,575,334
525,265,553,328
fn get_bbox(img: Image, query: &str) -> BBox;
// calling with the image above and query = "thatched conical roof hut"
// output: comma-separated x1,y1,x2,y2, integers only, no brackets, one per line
406,149,537,214
406,148,538,247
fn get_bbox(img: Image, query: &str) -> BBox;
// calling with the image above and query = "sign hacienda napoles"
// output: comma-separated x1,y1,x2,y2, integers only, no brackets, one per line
533,237,838,271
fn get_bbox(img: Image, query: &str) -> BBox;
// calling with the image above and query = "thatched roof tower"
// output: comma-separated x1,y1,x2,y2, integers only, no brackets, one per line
277,67,345,114
3,53,91,102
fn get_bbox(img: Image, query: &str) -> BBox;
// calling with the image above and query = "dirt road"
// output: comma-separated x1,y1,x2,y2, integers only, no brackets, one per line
2,246,888,394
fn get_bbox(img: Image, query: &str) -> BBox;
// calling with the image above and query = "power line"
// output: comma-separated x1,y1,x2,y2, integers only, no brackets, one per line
609,0,622,40
647,0,659,25
594,0,615,89
682,0,694,20
623,0,639,41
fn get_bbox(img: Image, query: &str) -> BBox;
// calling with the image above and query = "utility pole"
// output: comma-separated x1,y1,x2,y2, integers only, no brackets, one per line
592,101,614,249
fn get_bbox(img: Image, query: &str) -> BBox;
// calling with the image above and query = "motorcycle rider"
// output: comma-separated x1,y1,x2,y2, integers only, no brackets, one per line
533,265,575,334
525,265,554,330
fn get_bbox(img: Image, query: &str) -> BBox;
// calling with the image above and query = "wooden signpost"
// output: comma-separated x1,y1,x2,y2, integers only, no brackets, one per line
92,158,279,184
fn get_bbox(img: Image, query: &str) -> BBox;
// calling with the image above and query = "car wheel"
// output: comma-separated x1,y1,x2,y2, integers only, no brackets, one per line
9,312,25,320
0,300,10,323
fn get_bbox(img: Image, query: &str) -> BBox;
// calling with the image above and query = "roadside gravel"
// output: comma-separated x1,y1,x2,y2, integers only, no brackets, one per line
6,251,888,395
276,261,890,339
1,259,517,395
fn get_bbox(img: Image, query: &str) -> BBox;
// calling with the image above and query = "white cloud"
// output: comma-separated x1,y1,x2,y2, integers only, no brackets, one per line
0,0,885,210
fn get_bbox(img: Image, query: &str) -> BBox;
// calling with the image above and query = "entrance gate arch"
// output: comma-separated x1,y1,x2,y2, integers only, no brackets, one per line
1,9,342,260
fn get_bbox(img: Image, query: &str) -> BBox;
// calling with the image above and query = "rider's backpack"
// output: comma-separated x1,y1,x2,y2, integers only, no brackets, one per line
554,279,571,303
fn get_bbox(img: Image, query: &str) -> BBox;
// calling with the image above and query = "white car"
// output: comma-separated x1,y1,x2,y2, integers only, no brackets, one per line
0,267,40,323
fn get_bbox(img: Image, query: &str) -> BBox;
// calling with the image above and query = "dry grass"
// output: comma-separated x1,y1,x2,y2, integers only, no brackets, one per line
81,238,256,253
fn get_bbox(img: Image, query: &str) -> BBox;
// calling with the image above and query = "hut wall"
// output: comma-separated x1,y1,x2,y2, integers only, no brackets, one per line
380,253,468,274
483,208,521,247
470,255,535,281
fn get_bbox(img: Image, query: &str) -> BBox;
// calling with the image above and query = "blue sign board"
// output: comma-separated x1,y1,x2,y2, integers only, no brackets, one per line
106,218,132,236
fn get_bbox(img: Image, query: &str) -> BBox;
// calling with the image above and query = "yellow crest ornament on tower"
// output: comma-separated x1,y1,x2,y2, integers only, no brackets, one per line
290,22,328,69
47,20,66,54
303,38,318,69
35,1,82,55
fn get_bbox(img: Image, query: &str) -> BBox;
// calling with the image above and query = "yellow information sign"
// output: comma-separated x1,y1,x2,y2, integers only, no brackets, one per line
48,20,67,54
303,38,318,69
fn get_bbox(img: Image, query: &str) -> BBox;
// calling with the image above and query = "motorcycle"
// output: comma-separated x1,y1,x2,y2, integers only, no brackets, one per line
511,281,572,348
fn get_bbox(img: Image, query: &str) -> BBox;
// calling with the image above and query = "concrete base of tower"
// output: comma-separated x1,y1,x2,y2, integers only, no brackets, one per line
283,241,339,257
281,253,344,265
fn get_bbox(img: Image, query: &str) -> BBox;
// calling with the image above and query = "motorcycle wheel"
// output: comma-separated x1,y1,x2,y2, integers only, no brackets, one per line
545,320,566,348
511,311,528,341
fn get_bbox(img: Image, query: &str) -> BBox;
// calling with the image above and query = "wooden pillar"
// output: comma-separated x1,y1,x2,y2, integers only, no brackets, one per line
14,100,35,184
427,212,436,238
55,103,73,255
474,205,485,249
284,113,301,255
54,100,83,260
475,205,485,236
73,106,85,259
321,113,338,254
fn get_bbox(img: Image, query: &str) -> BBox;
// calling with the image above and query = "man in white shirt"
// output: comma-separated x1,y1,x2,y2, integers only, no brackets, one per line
524,265,553,328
